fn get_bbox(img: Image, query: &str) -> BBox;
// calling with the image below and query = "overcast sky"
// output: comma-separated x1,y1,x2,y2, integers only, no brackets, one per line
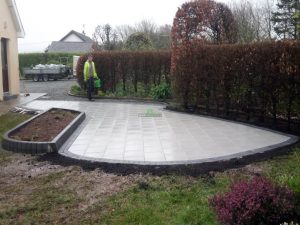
16,0,234,53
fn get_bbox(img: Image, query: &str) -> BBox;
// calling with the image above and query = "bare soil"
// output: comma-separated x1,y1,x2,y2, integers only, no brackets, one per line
9,109,79,142
0,150,143,222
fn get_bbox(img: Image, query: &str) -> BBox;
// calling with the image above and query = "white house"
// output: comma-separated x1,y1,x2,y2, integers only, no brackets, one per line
47,30,94,53
0,0,25,101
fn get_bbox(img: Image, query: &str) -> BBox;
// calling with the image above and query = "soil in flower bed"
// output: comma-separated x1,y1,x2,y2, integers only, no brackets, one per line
9,109,79,142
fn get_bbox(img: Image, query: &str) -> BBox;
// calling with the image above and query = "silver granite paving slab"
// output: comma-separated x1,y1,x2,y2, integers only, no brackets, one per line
23,100,298,165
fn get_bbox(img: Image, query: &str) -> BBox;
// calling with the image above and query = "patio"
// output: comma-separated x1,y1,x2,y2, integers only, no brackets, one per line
21,100,298,166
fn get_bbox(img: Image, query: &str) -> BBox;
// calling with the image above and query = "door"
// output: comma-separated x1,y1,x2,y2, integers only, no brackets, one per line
1,38,9,92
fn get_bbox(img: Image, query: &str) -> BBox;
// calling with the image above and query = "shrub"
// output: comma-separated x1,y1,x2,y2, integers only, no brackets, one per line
70,85,86,96
76,51,171,94
171,40,300,134
151,82,171,100
209,176,297,225
124,32,154,51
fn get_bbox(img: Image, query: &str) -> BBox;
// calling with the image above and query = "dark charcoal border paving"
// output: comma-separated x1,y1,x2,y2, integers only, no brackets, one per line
60,134,299,166
2,108,86,154
51,138,299,176
59,105,299,167
57,115,299,175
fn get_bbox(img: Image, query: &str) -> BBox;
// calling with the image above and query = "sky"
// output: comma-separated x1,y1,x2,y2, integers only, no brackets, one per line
16,0,233,53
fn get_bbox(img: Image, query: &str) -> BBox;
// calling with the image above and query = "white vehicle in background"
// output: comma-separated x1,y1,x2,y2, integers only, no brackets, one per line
23,64,72,82
23,57,72,82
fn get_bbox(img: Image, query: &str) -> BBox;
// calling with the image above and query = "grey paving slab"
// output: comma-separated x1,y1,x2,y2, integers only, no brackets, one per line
22,100,299,165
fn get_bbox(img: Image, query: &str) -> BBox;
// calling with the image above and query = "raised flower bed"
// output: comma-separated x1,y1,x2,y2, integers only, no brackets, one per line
2,108,85,154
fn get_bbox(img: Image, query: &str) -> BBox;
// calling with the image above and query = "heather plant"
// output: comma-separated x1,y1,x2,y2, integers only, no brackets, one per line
209,176,296,225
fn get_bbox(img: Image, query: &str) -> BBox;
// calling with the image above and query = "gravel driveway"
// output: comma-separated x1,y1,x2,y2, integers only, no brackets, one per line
20,79,81,101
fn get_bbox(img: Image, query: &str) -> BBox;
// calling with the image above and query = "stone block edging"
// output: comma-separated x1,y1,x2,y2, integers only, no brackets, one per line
2,108,85,154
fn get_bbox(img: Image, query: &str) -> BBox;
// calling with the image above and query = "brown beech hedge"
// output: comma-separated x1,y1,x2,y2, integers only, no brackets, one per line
172,41,300,133
76,51,171,93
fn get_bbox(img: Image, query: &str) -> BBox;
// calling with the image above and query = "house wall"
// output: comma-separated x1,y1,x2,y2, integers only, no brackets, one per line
0,0,20,101
63,34,83,42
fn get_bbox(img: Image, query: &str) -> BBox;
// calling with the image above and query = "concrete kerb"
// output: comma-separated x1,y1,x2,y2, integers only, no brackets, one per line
42,139,299,176
59,134,299,166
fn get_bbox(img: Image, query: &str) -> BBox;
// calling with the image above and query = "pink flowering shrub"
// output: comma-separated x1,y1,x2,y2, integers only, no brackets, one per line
209,176,296,225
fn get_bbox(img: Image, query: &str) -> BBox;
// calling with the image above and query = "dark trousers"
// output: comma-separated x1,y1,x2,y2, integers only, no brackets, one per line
87,77,95,100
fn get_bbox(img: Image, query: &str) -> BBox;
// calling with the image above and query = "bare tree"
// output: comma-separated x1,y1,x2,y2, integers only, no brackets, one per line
93,24,120,50
93,25,106,50
94,20,173,51
116,21,172,49
135,19,157,36
230,0,274,43
262,0,275,39
115,25,136,42
231,1,259,43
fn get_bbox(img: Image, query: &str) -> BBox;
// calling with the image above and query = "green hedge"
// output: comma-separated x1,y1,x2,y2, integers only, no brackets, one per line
172,41,300,134
19,53,77,75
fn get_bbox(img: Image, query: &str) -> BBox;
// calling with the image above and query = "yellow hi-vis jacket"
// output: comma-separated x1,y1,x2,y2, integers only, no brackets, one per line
83,61,98,82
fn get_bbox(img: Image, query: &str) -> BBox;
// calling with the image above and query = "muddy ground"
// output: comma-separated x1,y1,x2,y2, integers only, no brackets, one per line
0,149,148,224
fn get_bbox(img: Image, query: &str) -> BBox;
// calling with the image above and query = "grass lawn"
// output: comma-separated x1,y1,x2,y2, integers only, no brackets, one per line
0,112,299,224
0,112,31,165
0,112,31,140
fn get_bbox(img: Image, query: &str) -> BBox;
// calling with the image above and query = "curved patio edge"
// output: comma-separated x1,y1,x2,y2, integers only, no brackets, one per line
2,108,86,154
59,134,299,172
17,99,300,175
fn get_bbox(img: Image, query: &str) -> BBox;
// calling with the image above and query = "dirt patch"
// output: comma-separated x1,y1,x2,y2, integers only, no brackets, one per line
9,109,79,142
0,149,143,212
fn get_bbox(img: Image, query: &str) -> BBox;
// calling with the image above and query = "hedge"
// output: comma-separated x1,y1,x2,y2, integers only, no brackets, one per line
172,41,300,134
19,53,76,75
76,51,171,93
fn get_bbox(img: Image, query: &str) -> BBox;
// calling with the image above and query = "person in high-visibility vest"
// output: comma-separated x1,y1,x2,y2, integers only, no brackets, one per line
84,54,98,101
